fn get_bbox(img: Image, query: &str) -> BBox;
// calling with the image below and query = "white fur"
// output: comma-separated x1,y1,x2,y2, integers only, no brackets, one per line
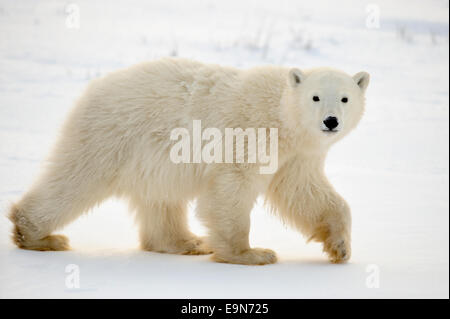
9,57,369,264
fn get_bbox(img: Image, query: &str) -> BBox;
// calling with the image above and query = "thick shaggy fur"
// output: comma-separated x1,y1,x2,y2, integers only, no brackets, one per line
9,58,369,265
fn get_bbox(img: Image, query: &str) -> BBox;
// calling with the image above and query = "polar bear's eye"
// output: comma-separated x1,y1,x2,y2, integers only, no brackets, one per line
341,97,348,103
312,96,320,102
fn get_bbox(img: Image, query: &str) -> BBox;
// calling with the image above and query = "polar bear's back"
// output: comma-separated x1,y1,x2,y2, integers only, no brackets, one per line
80,58,243,128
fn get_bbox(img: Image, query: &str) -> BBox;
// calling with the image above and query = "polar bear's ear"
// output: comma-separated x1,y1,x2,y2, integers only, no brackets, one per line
353,71,370,91
288,68,305,87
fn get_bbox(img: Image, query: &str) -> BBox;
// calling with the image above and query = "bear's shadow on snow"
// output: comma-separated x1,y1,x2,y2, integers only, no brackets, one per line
7,246,358,268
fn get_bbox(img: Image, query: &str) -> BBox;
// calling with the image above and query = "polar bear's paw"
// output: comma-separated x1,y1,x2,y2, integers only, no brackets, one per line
143,236,213,255
323,238,351,264
212,248,277,265
14,232,70,251
10,206,71,251
180,237,214,255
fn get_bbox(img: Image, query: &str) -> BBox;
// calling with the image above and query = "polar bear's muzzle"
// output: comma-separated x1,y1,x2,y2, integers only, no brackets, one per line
322,116,340,133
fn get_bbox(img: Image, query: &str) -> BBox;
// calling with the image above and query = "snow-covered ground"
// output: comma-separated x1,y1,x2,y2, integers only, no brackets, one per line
0,0,448,298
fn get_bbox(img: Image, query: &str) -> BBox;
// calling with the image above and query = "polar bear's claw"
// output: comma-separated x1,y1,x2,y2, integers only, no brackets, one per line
324,239,350,264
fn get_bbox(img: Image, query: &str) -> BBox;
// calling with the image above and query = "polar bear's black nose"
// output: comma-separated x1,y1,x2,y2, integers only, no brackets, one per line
323,116,339,130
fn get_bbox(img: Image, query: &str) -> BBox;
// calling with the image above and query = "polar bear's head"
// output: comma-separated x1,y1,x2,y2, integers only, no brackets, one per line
284,67,370,145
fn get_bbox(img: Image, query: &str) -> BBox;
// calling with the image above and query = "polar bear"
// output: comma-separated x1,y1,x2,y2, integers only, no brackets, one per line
9,58,369,265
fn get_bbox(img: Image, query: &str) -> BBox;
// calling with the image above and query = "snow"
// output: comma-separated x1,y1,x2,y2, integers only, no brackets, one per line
0,0,448,298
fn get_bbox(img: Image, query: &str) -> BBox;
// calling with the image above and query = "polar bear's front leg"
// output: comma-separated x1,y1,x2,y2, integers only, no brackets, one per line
267,156,352,263
307,198,351,263
271,185,351,263
196,168,277,265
